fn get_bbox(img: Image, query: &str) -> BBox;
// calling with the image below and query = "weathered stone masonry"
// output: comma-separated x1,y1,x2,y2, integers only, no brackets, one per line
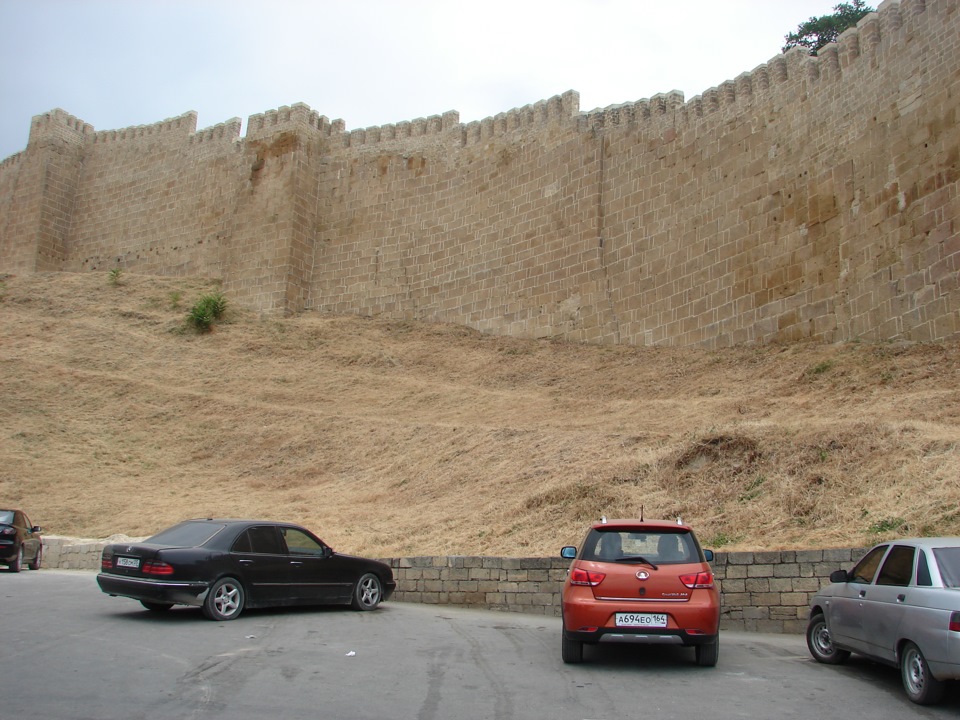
1,0,958,348
43,536,866,633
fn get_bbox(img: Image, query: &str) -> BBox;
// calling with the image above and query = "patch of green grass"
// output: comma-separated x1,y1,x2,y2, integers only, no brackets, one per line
806,360,834,376
869,517,906,534
168,290,183,310
187,292,227,333
108,268,123,286
738,474,766,502
705,532,737,548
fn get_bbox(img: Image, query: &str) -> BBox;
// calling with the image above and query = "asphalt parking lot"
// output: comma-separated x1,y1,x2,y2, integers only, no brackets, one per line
1,570,956,719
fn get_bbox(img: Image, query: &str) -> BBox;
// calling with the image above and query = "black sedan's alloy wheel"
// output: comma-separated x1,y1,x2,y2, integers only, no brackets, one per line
351,573,383,611
203,577,245,621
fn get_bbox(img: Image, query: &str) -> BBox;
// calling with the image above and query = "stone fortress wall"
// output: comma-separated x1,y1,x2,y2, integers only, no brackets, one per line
1,0,958,348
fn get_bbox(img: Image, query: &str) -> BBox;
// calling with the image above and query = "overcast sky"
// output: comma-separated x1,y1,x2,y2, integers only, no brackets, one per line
0,0,845,161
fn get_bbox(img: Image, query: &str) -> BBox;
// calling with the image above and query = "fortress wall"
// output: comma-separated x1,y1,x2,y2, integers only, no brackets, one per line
633,0,959,348
0,110,90,273
308,91,623,342
0,0,957,345
62,112,236,278
302,0,958,345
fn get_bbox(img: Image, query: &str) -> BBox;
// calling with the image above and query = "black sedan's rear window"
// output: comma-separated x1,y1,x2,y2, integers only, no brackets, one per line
146,521,226,547
0,510,14,524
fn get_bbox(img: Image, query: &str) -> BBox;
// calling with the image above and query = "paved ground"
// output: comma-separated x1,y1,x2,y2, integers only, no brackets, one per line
2,570,956,719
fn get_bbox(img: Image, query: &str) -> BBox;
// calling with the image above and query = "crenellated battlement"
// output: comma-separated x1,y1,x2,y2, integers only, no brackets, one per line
190,117,243,145
91,112,198,146
27,108,93,148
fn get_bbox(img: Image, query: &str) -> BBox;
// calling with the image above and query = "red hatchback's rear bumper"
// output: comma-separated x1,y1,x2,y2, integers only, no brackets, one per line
562,587,720,646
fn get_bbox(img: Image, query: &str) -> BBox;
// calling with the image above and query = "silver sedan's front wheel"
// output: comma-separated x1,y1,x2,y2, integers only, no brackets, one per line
806,613,850,665
351,573,382,611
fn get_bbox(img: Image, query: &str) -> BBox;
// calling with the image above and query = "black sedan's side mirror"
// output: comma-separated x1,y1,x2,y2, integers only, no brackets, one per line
31,526,42,533
560,546,577,559
830,569,851,583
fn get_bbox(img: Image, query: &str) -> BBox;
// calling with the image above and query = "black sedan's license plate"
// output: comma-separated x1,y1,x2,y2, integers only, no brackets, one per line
115,557,140,569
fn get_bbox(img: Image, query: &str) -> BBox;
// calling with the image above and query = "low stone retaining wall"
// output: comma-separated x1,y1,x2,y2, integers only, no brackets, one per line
42,536,866,634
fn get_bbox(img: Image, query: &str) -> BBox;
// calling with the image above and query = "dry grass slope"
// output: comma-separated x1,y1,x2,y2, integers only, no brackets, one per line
1,272,958,557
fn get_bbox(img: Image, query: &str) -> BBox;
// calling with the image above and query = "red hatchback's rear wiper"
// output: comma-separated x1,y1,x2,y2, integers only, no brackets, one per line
614,555,659,569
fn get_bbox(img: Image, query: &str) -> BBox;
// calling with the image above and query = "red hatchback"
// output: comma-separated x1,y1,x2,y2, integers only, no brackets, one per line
560,518,721,665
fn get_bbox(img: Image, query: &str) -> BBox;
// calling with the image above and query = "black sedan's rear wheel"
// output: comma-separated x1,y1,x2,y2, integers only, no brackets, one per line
351,573,383,611
203,577,245,621
141,600,174,612
806,613,850,664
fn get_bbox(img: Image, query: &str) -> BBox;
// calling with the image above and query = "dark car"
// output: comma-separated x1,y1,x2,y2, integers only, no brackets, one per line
0,509,43,572
560,518,720,666
97,519,396,620
807,538,960,705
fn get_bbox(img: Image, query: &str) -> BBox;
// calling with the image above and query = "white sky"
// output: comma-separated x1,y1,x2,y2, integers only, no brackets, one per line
0,0,846,161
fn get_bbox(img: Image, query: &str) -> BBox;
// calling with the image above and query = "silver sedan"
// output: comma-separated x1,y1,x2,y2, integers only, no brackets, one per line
807,537,960,705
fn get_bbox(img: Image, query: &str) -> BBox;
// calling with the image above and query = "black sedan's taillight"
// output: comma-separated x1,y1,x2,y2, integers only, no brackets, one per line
142,561,174,576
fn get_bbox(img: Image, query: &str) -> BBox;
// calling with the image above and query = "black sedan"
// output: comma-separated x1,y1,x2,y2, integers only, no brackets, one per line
96,519,396,620
0,508,43,572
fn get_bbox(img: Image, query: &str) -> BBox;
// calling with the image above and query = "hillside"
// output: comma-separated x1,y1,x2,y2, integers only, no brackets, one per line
1,272,958,558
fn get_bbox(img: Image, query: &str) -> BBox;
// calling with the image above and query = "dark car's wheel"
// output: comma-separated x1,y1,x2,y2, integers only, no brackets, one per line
901,641,945,705
351,573,383,611
806,613,850,665
28,545,42,570
141,600,174,612
561,631,584,664
203,577,245,621
9,546,23,573
695,637,719,667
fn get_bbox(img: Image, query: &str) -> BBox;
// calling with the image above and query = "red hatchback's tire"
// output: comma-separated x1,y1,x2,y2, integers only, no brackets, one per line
561,631,584,664
695,637,719,667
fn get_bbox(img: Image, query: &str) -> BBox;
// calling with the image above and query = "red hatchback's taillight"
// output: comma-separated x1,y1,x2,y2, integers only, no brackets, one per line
569,567,606,586
142,561,174,576
679,571,714,589
950,611,960,633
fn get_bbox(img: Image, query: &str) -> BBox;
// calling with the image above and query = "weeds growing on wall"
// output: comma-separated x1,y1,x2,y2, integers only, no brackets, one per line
108,268,123,286
187,292,227,332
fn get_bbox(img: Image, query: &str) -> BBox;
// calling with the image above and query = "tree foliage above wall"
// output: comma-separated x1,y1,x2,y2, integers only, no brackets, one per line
783,0,875,55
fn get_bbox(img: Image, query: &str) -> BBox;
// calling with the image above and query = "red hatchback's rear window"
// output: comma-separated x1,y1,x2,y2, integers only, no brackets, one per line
582,528,700,564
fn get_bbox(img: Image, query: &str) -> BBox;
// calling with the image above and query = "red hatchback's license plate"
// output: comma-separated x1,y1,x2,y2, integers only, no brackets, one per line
615,612,668,628
115,557,140,569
